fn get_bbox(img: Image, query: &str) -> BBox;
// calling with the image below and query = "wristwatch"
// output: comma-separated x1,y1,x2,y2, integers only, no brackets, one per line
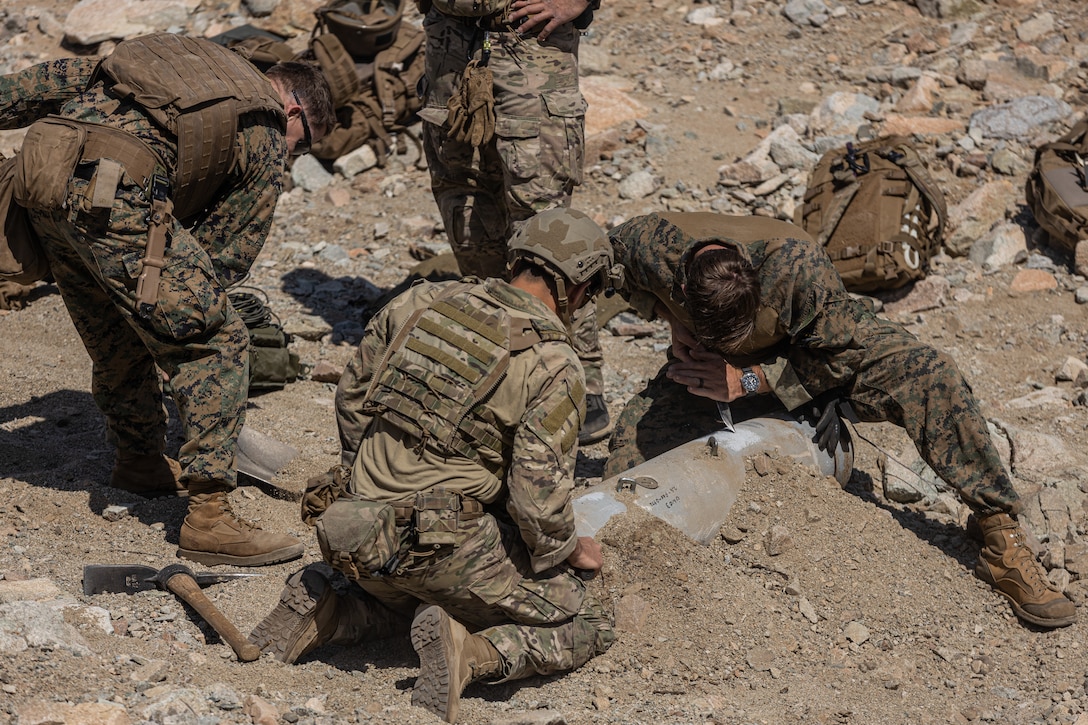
739,367,760,397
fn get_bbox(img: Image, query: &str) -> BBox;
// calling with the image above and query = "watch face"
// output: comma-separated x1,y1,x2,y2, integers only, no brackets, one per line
741,372,760,393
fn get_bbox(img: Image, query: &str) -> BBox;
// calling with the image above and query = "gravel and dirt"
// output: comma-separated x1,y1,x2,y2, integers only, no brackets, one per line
4,0,1088,723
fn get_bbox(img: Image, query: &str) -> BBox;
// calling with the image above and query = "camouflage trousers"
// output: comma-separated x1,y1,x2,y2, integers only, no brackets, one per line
29,165,249,494
607,334,1020,516
342,513,616,681
419,11,602,395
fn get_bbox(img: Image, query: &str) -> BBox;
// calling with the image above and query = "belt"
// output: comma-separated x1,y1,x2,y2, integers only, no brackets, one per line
446,11,528,33
392,494,486,526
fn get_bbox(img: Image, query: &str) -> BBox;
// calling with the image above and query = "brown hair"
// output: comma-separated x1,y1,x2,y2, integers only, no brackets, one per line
266,61,336,135
685,246,761,357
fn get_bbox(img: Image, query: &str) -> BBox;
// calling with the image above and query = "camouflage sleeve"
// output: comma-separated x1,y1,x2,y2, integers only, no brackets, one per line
335,323,384,467
758,237,868,406
506,343,585,573
190,115,286,287
609,213,691,326
0,58,99,128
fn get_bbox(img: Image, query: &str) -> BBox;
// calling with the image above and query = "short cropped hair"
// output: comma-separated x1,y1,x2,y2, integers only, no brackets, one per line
685,246,761,357
265,61,336,135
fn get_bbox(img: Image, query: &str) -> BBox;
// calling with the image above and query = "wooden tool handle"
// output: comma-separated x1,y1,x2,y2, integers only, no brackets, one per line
164,572,261,662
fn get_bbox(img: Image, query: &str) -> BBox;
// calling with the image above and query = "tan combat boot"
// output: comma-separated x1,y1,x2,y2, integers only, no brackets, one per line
411,605,502,723
109,452,187,497
178,492,304,567
974,512,1076,628
248,562,407,663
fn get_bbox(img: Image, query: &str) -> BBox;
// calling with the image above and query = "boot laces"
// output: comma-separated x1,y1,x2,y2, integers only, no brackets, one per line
1006,529,1050,591
212,497,260,532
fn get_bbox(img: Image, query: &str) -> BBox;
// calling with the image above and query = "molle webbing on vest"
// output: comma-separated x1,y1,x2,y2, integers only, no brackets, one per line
362,283,514,476
95,34,286,219
509,315,570,351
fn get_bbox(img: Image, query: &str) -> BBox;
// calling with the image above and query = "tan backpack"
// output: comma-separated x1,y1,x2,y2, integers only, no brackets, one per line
796,136,947,293
1026,120,1088,255
305,1,426,165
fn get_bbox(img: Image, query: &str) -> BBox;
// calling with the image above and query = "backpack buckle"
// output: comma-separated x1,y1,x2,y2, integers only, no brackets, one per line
844,143,870,176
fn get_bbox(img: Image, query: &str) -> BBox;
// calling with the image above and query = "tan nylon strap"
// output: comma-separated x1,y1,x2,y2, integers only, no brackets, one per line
134,194,173,315
897,151,947,243
417,314,498,366
89,158,123,210
815,178,860,248
433,299,506,345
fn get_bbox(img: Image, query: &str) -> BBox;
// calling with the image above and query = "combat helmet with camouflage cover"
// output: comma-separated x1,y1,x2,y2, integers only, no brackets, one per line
507,209,623,324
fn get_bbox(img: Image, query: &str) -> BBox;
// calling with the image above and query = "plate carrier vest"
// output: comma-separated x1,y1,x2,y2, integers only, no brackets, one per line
361,281,569,480
91,33,286,220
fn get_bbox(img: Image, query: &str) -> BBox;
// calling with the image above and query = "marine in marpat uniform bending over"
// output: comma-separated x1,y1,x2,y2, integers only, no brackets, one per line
607,211,1076,630
416,0,612,445
0,33,335,566
249,209,619,723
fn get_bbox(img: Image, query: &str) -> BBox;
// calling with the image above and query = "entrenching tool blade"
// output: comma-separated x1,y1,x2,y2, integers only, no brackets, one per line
235,425,300,499
82,564,259,595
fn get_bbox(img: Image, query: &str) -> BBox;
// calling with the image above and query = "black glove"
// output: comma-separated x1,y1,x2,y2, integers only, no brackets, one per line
800,392,857,454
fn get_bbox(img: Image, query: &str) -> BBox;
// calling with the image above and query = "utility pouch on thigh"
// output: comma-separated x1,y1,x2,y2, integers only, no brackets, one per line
14,118,87,210
316,498,399,578
414,488,460,546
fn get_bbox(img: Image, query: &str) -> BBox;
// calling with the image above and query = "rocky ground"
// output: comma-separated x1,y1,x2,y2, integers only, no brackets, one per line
4,0,1088,723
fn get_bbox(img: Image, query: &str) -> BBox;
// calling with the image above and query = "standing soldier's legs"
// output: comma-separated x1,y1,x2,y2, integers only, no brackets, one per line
849,336,1075,627
33,209,175,496
38,227,164,450
421,12,510,279
422,121,510,279
33,181,302,566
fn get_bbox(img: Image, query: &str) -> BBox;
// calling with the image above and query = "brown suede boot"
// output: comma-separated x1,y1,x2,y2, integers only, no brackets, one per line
109,452,187,498
178,492,304,567
248,562,407,664
975,512,1076,628
411,605,502,723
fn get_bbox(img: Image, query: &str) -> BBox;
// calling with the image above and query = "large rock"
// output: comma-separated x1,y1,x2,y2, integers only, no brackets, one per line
64,0,203,46
968,96,1073,140
945,180,1017,256
968,221,1028,270
582,75,648,138
811,92,880,136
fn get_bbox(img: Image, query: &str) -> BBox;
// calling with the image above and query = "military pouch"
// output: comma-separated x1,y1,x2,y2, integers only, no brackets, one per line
0,154,48,286
316,497,400,578
414,487,461,546
229,290,301,394
14,117,86,211
301,464,351,527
